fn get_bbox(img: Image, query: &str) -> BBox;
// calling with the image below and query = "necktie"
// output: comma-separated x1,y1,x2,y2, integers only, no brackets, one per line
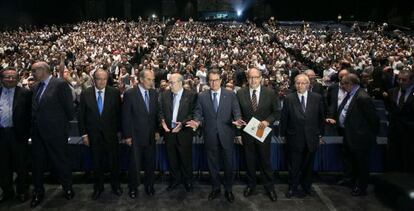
300,95,306,112
398,89,406,108
251,90,258,112
97,90,103,115
35,82,45,104
171,93,177,128
144,90,150,112
338,92,351,117
0,89,11,127
213,92,218,113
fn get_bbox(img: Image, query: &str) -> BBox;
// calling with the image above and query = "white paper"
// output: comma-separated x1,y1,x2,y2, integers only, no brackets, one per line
243,117,272,142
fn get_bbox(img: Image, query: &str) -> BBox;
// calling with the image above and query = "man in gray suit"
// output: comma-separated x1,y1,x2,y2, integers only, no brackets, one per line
186,69,244,203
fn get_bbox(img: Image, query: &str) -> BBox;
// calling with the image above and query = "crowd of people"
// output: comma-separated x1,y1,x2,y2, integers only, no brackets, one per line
0,18,413,207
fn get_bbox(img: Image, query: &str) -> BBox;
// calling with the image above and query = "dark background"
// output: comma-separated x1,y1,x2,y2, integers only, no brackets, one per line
0,0,412,28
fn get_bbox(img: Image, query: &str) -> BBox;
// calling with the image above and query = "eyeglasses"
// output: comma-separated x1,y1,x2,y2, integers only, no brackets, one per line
248,76,261,80
295,82,309,85
209,79,221,83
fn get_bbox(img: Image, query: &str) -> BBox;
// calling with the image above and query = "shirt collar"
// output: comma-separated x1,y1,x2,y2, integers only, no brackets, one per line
42,75,52,86
249,85,261,94
211,87,221,96
138,84,148,93
297,90,308,98
173,88,184,96
95,87,105,94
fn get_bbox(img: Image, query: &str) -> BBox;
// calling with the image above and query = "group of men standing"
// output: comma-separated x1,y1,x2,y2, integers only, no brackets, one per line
3,61,409,207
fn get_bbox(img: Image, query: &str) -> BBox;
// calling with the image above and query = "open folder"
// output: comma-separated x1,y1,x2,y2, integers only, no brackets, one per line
243,117,272,142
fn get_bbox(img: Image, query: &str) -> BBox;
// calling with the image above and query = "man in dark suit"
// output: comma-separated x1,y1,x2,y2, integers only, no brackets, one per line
304,69,325,96
78,69,122,200
325,69,353,186
0,68,31,203
281,74,325,198
122,69,160,199
236,68,279,201
159,73,197,192
30,61,75,208
337,74,380,196
383,69,414,173
186,69,244,203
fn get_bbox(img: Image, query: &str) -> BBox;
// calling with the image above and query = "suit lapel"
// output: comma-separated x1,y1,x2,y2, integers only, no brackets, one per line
177,90,187,119
102,87,111,116
346,88,360,114
12,87,19,111
243,88,254,113
208,90,216,115
217,88,226,115
39,77,54,106
403,88,414,109
257,86,266,111
136,87,149,115
294,93,305,116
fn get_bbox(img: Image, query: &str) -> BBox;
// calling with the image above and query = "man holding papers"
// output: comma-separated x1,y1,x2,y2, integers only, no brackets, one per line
281,74,325,198
236,67,280,201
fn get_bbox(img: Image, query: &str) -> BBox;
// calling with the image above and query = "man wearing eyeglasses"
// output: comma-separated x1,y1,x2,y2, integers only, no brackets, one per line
236,67,280,201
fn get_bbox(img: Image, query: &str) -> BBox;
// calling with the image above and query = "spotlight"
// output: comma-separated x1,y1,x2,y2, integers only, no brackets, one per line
152,14,157,19
237,10,242,17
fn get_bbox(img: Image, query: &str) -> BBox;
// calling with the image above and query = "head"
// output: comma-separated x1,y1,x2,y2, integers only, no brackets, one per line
93,69,109,90
340,73,360,92
304,69,316,85
169,73,184,93
397,69,414,90
139,69,155,90
338,69,349,82
1,68,19,88
294,74,310,94
31,61,52,81
247,67,262,90
208,69,222,92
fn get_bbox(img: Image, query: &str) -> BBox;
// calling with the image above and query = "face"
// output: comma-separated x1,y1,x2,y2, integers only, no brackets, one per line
338,70,349,82
1,70,18,88
247,69,262,89
32,64,48,81
169,74,183,93
295,76,310,94
398,73,413,90
208,73,222,92
140,71,155,90
340,80,353,92
306,71,316,84
94,70,108,90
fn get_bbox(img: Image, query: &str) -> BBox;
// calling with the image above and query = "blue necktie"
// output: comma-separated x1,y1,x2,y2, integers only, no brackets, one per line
144,90,150,112
35,82,45,104
97,91,103,115
213,92,218,113
171,93,177,128
0,89,12,127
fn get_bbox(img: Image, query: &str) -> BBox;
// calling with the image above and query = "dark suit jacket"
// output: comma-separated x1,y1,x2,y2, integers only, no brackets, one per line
384,87,414,132
122,86,159,147
159,89,197,145
281,92,325,152
310,82,325,97
194,88,241,150
0,86,32,142
237,86,280,142
343,88,380,150
31,77,74,140
326,83,340,119
78,86,121,144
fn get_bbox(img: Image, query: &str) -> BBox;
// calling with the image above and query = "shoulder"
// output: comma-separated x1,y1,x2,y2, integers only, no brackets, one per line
309,92,322,100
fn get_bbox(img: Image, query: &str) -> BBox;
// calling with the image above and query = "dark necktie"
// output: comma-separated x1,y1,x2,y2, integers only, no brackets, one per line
213,92,218,113
300,95,306,112
144,90,149,112
35,82,45,104
338,92,351,117
398,89,406,108
251,90,258,112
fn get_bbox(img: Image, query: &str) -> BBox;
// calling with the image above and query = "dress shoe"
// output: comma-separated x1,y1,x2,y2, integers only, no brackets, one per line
112,187,123,196
243,187,255,197
0,192,15,203
145,185,155,196
64,189,75,200
30,193,44,208
167,183,180,191
337,178,353,187
351,187,367,197
266,189,278,201
285,189,305,198
208,190,220,201
302,186,313,196
129,189,137,199
91,189,103,200
17,193,29,203
184,183,193,192
224,191,235,203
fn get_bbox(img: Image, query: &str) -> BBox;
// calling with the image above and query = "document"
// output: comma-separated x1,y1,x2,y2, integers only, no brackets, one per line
243,117,272,142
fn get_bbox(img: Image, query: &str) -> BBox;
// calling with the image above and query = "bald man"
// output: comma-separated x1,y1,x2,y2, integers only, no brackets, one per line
30,62,75,208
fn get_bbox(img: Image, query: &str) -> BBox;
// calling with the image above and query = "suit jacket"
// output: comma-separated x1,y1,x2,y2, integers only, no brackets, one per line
326,83,340,119
310,82,325,97
237,86,280,142
0,86,32,142
78,86,121,144
384,87,414,131
194,88,241,150
159,89,197,145
31,77,74,140
343,88,380,150
281,92,325,152
122,86,159,147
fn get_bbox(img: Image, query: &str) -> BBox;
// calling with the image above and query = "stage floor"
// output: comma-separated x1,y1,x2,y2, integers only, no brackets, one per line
0,174,392,211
